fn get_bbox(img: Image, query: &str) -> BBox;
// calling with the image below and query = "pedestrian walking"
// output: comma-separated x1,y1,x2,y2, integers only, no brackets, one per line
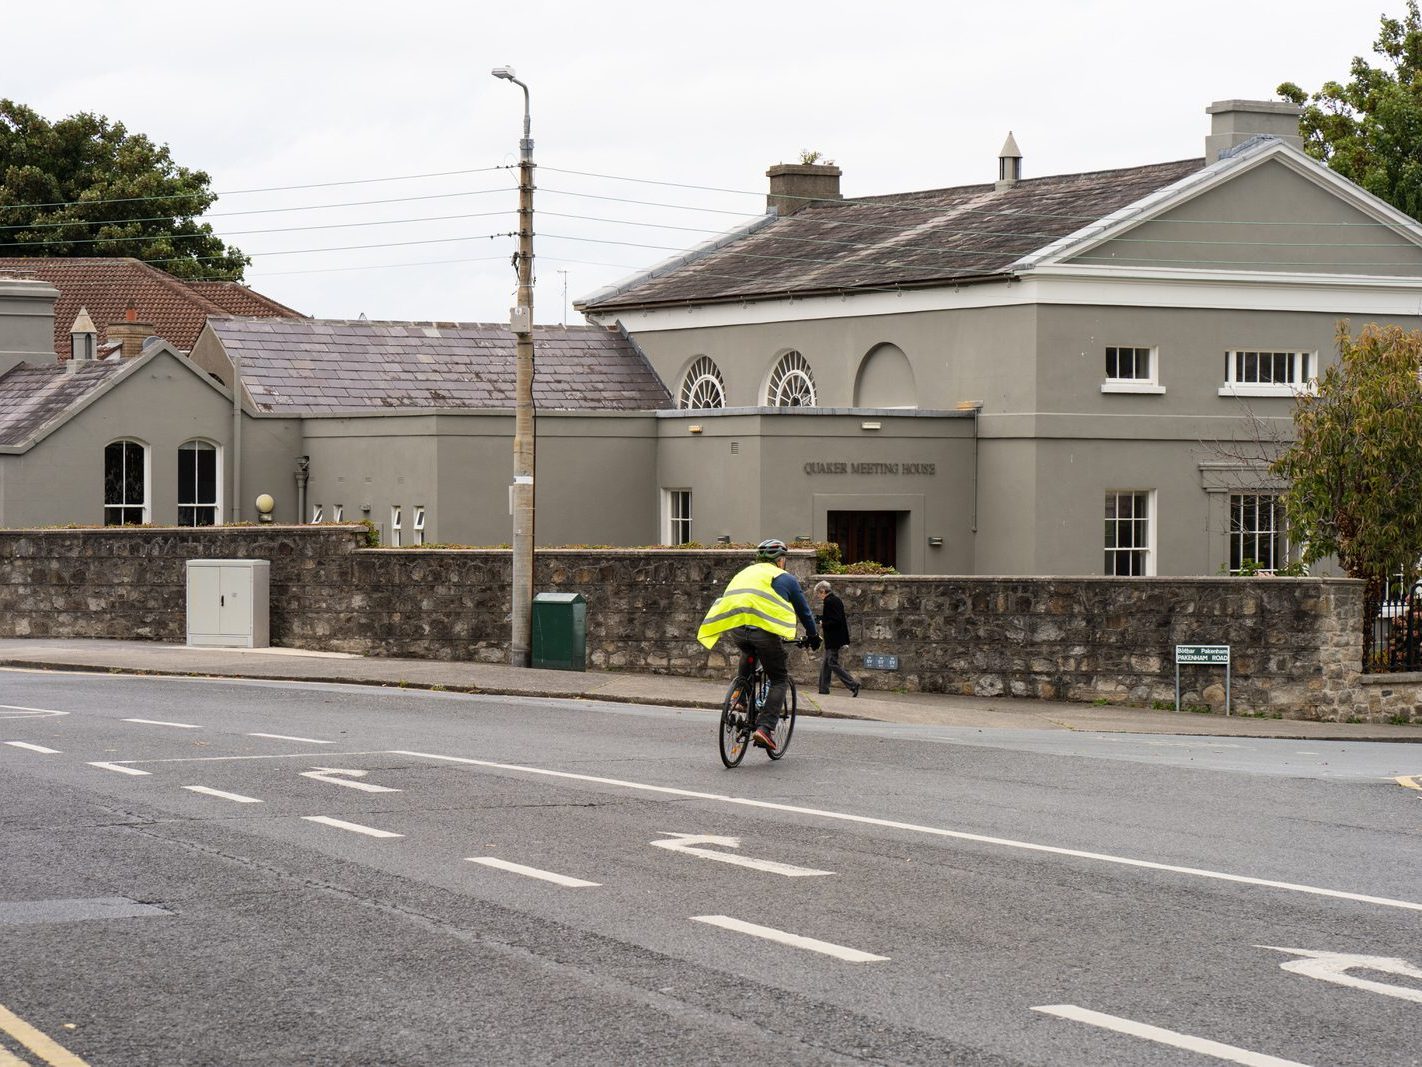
813,580,861,697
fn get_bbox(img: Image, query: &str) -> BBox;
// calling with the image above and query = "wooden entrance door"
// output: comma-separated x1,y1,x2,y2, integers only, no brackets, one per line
827,511,899,568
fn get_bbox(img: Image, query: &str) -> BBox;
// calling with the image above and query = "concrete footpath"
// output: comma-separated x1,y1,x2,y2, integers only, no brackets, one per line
0,638,1418,742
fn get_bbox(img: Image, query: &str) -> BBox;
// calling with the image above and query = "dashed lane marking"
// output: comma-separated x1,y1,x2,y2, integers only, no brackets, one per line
87,762,151,776
3,741,60,754
249,732,332,744
395,750,1422,915
121,718,201,729
300,815,402,839
183,786,263,804
692,916,888,962
467,857,600,887
0,1001,90,1066
1032,1005,1309,1066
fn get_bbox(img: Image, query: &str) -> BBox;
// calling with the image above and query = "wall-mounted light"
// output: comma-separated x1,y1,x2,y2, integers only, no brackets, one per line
861,421,882,431
688,424,703,434
928,536,944,547
955,400,984,412
794,534,811,543
716,535,731,544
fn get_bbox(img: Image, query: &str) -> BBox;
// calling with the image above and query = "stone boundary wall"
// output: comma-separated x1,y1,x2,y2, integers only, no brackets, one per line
0,526,1405,721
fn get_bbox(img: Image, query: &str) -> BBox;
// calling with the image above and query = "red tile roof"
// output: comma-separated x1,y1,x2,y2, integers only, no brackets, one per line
0,258,304,356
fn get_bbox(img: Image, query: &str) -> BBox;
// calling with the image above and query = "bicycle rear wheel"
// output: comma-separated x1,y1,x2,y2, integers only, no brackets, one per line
767,677,796,759
718,677,751,768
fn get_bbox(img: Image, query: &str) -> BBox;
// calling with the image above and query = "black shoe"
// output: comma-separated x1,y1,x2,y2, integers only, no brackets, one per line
817,689,830,695
850,683,861,698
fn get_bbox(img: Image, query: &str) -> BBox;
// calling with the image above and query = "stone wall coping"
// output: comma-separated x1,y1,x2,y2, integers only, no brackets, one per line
1358,671,1422,686
812,573,1364,587
0,524,368,536
355,547,819,558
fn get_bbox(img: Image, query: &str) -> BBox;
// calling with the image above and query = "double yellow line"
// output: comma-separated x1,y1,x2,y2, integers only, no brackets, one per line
0,1004,88,1067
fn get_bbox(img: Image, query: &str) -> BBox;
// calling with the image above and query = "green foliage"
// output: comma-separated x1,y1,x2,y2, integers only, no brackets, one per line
357,518,380,547
1278,2,1422,219
1272,323,1422,616
0,99,247,278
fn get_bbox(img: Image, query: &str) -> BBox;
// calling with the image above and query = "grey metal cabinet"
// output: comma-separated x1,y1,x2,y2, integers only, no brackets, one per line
186,559,270,648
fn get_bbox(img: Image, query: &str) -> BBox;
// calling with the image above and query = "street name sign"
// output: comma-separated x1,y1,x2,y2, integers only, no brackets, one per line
1174,644,1231,715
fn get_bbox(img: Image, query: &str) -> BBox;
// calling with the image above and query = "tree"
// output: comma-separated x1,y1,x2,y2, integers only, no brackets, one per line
1271,323,1422,619
1277,2,1422,220
0,100,247,279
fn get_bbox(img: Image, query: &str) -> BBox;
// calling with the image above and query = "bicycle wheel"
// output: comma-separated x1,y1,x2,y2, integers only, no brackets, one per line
767,676,796,760
718,676,751,768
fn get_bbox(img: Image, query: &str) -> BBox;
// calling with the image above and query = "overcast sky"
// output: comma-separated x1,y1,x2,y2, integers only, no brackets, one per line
4,1,1394,325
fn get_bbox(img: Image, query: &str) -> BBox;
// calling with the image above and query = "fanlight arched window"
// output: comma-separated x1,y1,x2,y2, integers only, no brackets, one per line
679,356,726,409
766,351,817,407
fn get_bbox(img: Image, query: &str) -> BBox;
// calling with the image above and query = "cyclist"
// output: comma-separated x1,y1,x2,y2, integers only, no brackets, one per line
697,538,821,754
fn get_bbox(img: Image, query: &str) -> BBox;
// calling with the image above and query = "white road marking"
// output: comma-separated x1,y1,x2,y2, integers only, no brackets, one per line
1260,946,1422,1004
395,750,1422,914
183,786,263,804
651,832,832,877
1395,775,1422,791
466,857,600,887
300,767,400,793
1032,1005,1309,1066
0,704,68,719
301,815,403,839
88,762,151,776
122,718,201,729
249,732,333,744
692,915,888,962
2,741,59,754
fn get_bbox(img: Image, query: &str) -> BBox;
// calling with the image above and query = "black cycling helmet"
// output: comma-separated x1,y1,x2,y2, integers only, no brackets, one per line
755,538,789,561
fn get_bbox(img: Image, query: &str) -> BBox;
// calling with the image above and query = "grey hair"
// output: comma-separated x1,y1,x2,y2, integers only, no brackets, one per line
813,580,832,595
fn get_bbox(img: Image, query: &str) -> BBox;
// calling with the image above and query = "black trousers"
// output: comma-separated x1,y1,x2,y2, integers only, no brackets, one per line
818,644,858,693
730,624,788,732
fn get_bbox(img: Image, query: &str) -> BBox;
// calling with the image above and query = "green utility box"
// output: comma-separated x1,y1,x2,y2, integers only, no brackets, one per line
531,592,587,671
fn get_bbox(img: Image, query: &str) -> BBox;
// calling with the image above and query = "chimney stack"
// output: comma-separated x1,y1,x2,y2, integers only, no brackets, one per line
996,132,1022,190
1205,99,1303,160
107,300,156,360
67,307,97,373
766,163,842,217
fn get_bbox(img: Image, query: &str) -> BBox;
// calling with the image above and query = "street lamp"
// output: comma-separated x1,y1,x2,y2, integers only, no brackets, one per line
492,64,536,667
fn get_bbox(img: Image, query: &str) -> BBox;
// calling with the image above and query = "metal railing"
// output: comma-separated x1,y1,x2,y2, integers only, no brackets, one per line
1367,577,1422,673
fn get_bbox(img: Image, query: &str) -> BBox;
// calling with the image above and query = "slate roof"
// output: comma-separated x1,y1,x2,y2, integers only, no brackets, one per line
0,359,126,447
209,318,673,415
0,258,303,354
583,158,1207,310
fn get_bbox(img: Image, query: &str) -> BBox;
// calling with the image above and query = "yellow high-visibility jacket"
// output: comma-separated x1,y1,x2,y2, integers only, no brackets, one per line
697,562,798,649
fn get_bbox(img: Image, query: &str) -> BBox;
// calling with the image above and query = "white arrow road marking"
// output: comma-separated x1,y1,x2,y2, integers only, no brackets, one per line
1395,775,1422,791
183,786,263,804
466,858,600,887
651,832,832,877
1032,1005,1310,1066
692,916,888,962
88,762,151,776
394,751,1422,915
1259,946,1422,1004
250,732,332,744
0,705,68,719
299,767,400,793
3,741,59,754
122,718,201,729
301,816,403,839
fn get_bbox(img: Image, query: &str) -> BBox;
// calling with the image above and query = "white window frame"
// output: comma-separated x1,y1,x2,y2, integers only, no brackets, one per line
177,439,223,526
1104,489,1156,576
1101,345,1165,395
1219,349,1317,397
334,504,344,523
766,351,818,407
391,505,403,547
103,439,150,526
1229,493,1287,574
679,356,726,410
310,504,323,524
413,505,427,545
662,489,693,545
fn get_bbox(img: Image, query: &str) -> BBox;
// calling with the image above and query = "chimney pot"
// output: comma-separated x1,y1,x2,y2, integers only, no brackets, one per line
766,162,842,217
106,304,156,360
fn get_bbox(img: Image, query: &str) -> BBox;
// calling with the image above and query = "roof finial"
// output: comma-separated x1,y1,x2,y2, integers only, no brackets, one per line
996,131,1022,190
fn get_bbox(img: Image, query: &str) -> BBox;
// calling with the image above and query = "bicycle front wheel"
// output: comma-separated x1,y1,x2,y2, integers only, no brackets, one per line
767,676,796,760
718,677,751,768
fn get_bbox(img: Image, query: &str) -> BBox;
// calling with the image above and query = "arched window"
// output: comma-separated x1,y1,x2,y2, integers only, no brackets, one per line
103,440,148,525
766,351,817,407
679,356,726,409
853,343,917,408
178,440,221,526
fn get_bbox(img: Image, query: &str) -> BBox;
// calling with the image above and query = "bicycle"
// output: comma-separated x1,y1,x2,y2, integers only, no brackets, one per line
718,637,807,767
